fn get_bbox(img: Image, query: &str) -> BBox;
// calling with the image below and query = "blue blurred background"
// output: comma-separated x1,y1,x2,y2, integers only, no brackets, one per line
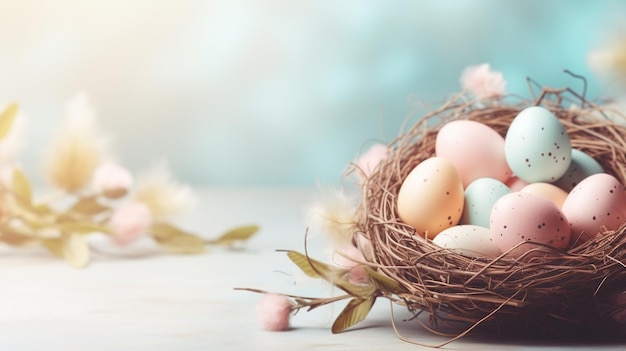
0,0,625,187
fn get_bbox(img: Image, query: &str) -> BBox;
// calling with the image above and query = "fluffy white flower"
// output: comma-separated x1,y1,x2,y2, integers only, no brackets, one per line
134,162,196,218
307,186,357,249
44,93,110,192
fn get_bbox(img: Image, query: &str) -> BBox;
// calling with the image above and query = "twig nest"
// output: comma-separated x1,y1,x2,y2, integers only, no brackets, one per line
354,93,626,337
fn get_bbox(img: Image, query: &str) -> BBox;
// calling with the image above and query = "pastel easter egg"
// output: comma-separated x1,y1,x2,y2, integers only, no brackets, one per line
432,225,501,258
436,120,512,187
397,157,464,239
520,182,568,208
461,177,511,228
561,173,626,244
552,149,604,192
490,192,570,258
504,106,572,183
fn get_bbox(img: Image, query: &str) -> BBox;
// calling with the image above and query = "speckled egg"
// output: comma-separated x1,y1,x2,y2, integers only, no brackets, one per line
397,157,464,239
490,192,570,258
436,120,512,187
461,178,511,228
553,149,604,192
561,173,626,244
520,182,568,208
432,225,501,258
504,106,572,183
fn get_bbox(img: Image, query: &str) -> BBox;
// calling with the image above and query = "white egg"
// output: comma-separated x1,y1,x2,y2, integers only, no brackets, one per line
432,225,501,258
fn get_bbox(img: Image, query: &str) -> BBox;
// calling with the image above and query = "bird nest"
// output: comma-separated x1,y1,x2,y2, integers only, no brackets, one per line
353,89,626,338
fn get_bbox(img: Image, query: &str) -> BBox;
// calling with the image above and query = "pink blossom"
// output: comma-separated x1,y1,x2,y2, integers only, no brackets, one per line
93,161,134,198
256,293,293,331
460,63,506,99
355,143,387,178
333,244,370,285
110,202,152,245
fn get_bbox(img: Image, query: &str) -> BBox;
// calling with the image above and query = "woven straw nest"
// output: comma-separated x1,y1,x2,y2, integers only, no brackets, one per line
353,90,626,338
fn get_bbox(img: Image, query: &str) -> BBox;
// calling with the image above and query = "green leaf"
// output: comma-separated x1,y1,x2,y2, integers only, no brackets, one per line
209,224,259,246
67,195,111,217
364,267,407,294
12,168,32,204
150,222,207,254
0,103,18,140
331,297,376,333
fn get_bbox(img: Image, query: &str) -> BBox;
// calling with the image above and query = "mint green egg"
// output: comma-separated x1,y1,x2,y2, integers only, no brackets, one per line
552,149,604,192
504,106,572,183
461,177,511,228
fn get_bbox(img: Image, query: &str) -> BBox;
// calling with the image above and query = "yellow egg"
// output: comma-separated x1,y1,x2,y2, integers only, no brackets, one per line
520,182,568,208
397,157,464,239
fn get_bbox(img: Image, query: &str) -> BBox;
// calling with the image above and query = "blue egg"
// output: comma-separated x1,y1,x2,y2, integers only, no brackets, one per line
552,149,604,192
461,177,511,228
504,106,572,183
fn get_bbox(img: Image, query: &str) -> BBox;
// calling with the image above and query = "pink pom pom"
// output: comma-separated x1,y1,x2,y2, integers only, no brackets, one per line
333,244,370,285
460,63,506,99
110,202,152,246
355,143,388,179
256,294,293,331
93,161,134,198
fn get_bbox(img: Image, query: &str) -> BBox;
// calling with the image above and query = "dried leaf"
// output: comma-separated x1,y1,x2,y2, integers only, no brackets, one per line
364,267,407,294
287,250,335,278
12,168,32,204
0,103,18,140
0,224,39,246
32,203,56,217
63,234,90,268
67,195,110,217
331,297,376,333
42,238,64,258
286,251,376,298
150,222,206,254
59,221,112,235
209,224,259,246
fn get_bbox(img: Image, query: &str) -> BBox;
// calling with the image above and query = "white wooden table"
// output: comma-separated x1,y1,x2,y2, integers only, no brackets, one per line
0,188,623,350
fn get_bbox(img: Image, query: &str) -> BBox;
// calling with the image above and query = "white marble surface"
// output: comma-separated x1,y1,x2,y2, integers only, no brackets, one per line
0,187,624,350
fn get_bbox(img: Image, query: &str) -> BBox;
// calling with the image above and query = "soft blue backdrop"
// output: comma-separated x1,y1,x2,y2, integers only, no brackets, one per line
0,0,624,186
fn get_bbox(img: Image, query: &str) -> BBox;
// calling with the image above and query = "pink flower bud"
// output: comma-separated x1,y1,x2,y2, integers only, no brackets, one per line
355,143,387,179
256,294,292,331
110,202,152,246
460,63,506,99
333,244,370,285
93,161,134,198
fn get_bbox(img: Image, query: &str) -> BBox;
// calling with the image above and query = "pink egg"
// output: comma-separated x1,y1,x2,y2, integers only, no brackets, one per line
436,120,512,187
490,192,570,258
561,173,626,245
